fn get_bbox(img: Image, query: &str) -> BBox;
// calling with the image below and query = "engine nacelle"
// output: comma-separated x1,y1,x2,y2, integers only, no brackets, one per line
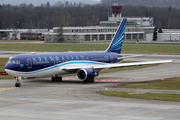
77,68,97,81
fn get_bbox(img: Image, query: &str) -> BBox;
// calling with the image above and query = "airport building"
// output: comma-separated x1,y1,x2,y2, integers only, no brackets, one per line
0,29,48,40
146,29,180,42
44,4,154,43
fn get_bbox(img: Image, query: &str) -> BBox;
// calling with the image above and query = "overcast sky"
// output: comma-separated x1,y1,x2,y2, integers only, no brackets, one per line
0,0,101,6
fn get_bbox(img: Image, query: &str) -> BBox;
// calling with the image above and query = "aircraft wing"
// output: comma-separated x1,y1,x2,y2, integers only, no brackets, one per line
62,60,173,71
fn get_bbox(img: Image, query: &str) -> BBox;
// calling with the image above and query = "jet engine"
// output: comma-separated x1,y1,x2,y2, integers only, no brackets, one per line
77,68,98,81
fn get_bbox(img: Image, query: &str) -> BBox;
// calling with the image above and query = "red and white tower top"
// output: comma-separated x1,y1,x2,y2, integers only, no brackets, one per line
111,3,123,17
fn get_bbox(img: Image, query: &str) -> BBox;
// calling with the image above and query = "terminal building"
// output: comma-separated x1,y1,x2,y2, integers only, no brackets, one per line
44,4,155,43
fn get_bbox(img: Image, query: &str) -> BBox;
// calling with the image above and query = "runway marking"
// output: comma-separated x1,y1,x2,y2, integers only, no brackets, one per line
0,87,17,92
0,97,180,115
0,83,57,92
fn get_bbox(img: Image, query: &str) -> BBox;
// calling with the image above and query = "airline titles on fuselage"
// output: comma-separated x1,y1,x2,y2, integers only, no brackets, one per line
32,55,86,64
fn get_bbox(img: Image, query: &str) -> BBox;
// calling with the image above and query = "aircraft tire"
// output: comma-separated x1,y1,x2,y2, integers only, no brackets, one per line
84,80,93,83
51,77,55,81
15,83,21,87
18,83,21,87
58,77,62,81
91,79,95,82
55,77,58,81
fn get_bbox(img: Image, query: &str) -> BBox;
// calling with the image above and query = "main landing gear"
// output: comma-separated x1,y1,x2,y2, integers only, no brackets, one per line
51,75,62,82
84,79,95,83
14,76,21,87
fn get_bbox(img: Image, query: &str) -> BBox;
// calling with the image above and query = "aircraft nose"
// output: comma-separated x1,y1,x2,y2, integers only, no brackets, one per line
5,64,15,76
5,64,12,70
4,64,11,70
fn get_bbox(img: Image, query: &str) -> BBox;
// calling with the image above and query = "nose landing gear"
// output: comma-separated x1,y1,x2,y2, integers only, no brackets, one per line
14,76,21,87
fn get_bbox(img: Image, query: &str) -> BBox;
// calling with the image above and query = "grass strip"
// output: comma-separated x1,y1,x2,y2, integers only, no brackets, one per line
118,77,180,90
0,43,180,54
99,91,180,102
0,40,40,42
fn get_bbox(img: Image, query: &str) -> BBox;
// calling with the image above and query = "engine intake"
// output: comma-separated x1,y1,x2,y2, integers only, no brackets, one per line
77,68,97,81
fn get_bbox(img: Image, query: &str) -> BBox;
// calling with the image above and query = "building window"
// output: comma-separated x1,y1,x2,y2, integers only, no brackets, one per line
126,34,131,40
106,34,111,40
92,35,98,41
133,34,137,39
85,35,90,41
139,33,143,39
99,34,105,41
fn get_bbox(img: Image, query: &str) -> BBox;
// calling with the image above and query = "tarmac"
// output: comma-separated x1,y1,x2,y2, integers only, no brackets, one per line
0,52,180,120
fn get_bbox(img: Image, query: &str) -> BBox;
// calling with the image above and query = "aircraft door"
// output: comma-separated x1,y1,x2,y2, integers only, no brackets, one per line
27,59,32,68
54,57,57,65
109,55,114,63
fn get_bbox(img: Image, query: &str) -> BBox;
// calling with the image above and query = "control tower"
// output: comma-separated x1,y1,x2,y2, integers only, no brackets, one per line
101,3,153,27
108,3,123,22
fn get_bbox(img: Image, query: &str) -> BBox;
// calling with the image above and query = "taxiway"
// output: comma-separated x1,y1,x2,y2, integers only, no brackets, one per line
0,52,180,120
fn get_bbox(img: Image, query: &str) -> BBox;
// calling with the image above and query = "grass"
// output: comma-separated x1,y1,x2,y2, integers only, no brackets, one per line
122,44,180,54
0,43,179,54
99,91,180,102
98,78,180,102
118,77,180,90
0,58,12,79
0,40,40,42
0,43,107,52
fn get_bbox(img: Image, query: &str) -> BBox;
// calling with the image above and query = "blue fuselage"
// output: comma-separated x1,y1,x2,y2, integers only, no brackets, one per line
5,51,123,77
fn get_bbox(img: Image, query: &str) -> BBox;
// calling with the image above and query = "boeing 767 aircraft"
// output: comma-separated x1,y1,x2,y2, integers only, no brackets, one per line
5,19,172,87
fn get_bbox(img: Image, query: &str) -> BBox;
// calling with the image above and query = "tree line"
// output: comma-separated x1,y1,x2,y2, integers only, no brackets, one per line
102,0,180,8
0,4,180,29
0,5,109,29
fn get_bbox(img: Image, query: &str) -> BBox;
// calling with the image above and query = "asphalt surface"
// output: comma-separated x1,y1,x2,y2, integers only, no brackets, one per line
0,52,180,120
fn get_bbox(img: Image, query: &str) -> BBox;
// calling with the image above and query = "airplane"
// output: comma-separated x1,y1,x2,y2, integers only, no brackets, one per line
5,19,172,87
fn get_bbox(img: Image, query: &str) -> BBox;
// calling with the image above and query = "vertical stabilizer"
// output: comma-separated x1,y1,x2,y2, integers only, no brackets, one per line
106,18,127,54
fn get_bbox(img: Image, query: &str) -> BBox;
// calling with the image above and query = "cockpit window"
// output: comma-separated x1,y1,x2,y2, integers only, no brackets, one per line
7,60,20,64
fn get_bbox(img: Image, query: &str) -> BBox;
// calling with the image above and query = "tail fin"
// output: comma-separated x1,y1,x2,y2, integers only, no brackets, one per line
106,18,127,54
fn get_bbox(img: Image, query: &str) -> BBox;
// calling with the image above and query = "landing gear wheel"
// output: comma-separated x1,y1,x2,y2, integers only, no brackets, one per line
17,83,21,87
84,79,95,83
91,79,95,82
51,77,55,81
52,76,62,82
15,83,21,87
58,76,62,81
